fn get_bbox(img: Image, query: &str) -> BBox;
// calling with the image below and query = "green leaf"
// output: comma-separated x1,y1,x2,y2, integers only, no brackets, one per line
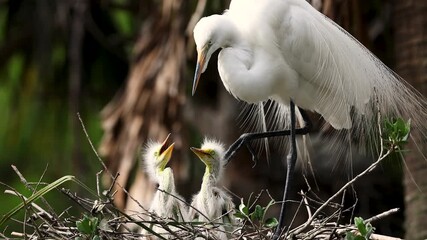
382,118,411,148
0,175,92,226
353,217,375,239
76,215,99,235
239,202,249,216
354,217,367,236
251,205,264,221
234,211,247,220
264,218,279,228
345,232,364,240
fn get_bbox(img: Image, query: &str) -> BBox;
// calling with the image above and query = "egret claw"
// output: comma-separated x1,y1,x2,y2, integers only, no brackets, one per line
245,143,259,167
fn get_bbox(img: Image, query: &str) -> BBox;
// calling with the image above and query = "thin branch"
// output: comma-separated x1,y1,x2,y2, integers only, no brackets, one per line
291,152,392,235
365,208,400,223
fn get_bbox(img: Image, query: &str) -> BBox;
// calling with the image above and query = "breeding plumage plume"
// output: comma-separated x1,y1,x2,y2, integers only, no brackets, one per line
142,134,188,238
189,139,237,239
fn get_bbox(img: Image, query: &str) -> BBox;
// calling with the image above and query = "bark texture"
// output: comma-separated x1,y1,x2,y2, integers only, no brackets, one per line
99,0,187,213
394,1,427,239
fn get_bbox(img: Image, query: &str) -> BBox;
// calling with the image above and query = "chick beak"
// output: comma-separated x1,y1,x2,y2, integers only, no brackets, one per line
158,134,175,170
192,47,208,96
190,147,211,166
159,133,171,154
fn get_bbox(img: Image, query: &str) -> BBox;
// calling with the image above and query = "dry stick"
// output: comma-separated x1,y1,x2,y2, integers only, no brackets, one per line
4,190,53,221
309,208,401,240
285,197,304,237
365,208,399,224
96,170,103,196
291,110,392,236
301,190,312,219
334,208,401,233
77,113,148,213
10,165,59,223
11,168,45,236
291,149,392,235
328,189,346,240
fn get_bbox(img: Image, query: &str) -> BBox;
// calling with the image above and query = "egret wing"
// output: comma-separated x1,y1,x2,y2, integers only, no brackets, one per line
280,0,427,155
279,2,379,128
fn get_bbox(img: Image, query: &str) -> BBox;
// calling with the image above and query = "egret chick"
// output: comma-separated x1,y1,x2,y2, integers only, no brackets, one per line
189,139,237,239
142,134,187,238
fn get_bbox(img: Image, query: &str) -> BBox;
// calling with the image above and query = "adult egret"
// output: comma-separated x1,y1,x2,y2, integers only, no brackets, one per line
142,134,188,238
189,139,237,239
192,0,427,238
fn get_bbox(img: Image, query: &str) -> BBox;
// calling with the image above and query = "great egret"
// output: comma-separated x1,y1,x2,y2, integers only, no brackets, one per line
189,139,237,239
142,134,188,238
192,0,427,238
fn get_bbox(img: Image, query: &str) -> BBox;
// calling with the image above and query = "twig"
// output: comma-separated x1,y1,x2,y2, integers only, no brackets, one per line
292,149,392,235
328,189,346,239
77,113,148,213
370,234,402,240
11,165,59,222
365,208,399,223
291,108,394,236
4,190,54,221
301,190,312,218
96,170,103,196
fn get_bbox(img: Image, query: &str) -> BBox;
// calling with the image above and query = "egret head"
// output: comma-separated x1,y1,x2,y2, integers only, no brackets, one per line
192,15,235,95
190,138,226,179
143,134,175,181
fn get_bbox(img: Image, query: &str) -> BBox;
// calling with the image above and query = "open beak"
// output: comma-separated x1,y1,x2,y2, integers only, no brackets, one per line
192,47,208,96
158,134,175,169
190,147,211,166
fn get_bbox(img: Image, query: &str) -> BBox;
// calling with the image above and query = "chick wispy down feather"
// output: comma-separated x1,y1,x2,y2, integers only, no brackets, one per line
142,140,166,183
199,138,226,180
140,136,188,238
189,138,237,239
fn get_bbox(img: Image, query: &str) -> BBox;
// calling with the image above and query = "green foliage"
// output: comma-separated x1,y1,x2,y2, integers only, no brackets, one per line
235,198,278,229
76,215,100,239
382,118,411,150
0,175,96,226
345,217,375,240
0,1,130,232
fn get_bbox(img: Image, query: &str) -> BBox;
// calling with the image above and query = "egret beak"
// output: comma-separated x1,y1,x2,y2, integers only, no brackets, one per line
190,147,211,167
158,134,175,170
192,47,208,96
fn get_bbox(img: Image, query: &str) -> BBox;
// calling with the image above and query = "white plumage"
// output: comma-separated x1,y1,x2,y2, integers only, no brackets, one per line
141,134,188,238
192,0,427,157
189,139,237,240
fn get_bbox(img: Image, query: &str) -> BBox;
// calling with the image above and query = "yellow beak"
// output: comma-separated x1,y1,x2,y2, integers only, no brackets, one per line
190,147,211,166
192,47,208,96
158,134,175,170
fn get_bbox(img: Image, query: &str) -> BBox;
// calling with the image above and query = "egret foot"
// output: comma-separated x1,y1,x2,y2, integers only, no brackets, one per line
224,107,312,165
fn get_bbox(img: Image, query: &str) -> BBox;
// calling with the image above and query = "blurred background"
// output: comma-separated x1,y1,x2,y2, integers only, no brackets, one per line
0,0,425,239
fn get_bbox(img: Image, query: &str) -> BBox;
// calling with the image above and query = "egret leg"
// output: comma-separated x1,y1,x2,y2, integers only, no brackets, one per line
273,100,297,239
223,102,311,239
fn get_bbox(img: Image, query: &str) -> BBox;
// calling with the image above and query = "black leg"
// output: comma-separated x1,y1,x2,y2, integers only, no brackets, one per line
223,101,311,239
223,104,311,165
273,100,297,239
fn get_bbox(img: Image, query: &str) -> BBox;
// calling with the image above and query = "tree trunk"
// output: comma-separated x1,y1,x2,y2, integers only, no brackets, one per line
394,1,427,239
99,0,187,215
